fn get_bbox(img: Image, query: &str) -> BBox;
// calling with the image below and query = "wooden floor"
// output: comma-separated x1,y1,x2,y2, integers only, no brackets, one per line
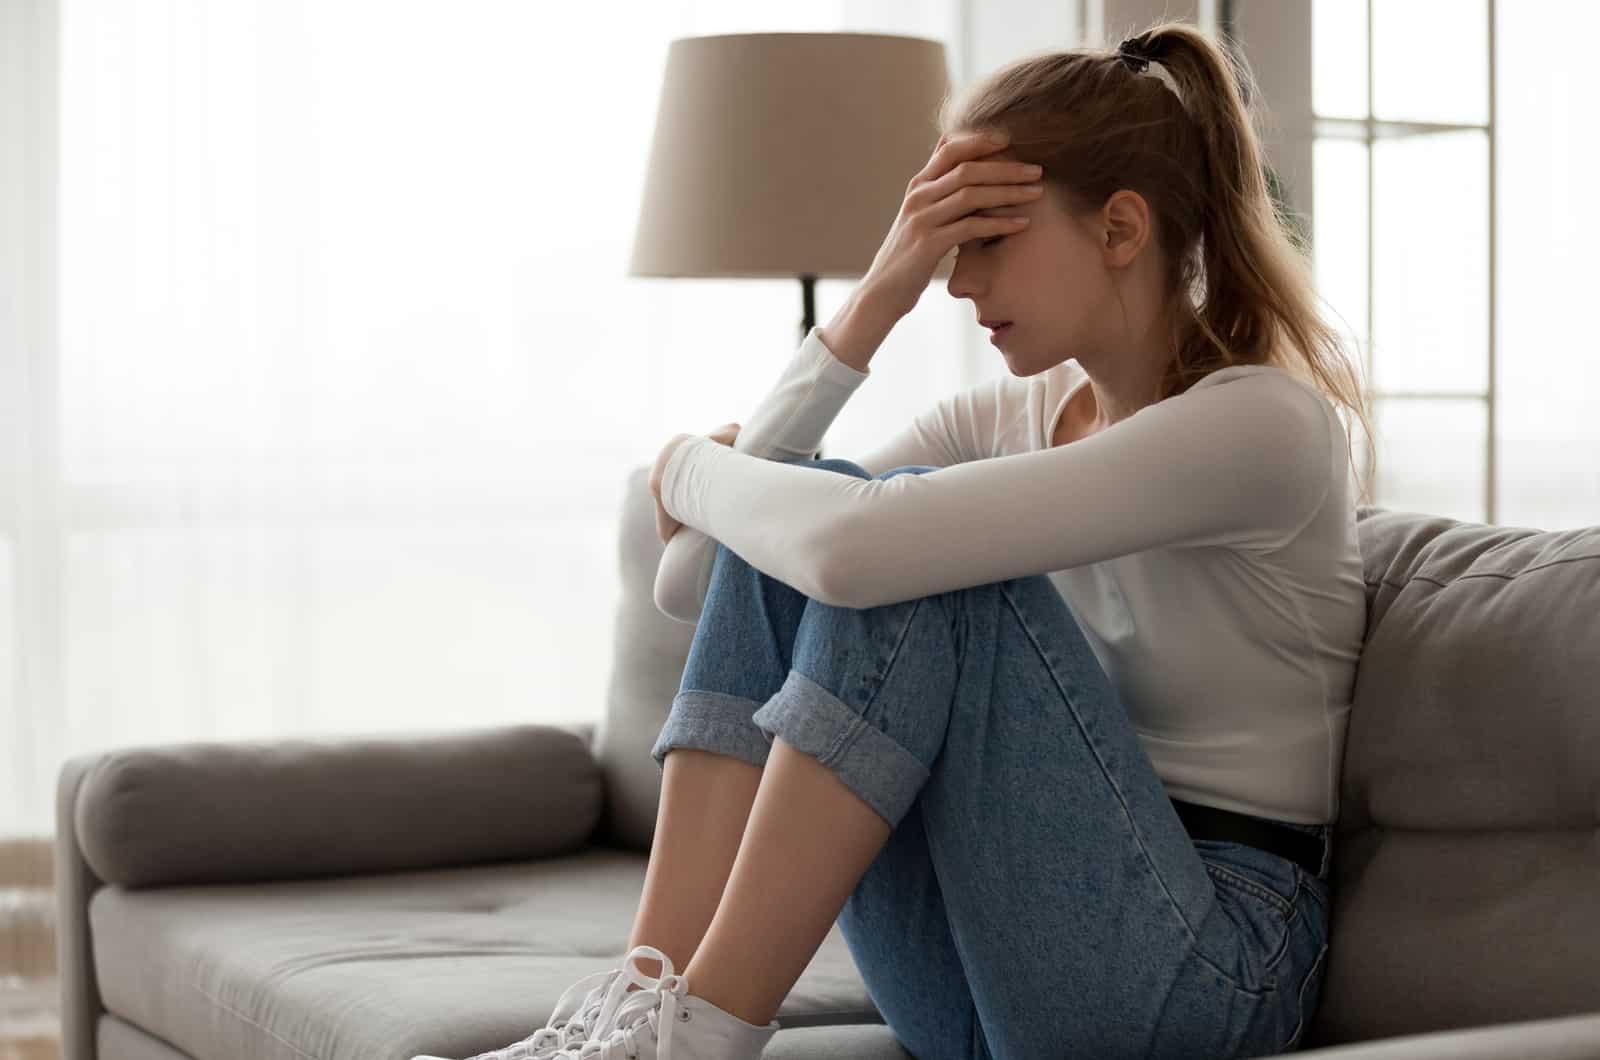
0,1040,61,1060
1,978,61,1060
3,837,60,1060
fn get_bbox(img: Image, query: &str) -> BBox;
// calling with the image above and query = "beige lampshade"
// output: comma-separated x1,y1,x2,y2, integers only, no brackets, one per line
628,32,956,283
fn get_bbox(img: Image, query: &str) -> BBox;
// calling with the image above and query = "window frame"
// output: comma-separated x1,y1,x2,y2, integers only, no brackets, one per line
1305,0,1498,522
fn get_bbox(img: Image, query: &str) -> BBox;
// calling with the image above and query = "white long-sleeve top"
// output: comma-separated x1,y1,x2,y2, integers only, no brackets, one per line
654,325,1366,825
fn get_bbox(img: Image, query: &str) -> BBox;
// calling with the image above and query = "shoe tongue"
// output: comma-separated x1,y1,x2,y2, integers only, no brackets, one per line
592,974,648,1041
610,988,662,1030
579,993,660,1060
591,946,678,1042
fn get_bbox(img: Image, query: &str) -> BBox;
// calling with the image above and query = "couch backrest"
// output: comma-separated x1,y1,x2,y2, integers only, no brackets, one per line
1305,505,1600,1047
601,465,1600,1045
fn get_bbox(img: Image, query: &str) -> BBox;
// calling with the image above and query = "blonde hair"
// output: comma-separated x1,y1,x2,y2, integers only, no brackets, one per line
940,18,1377,503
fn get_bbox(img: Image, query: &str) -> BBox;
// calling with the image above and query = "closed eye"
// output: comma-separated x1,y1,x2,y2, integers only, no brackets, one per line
979,236,1005,248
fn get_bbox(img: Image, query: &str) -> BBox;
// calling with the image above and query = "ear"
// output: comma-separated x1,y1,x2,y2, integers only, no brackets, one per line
1098,189,1150,269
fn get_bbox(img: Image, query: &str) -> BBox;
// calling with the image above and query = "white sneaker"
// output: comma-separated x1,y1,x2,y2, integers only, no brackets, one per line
410,965,624,1060
550,944,780,1060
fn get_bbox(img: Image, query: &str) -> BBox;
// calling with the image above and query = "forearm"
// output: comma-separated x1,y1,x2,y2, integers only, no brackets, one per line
652,317,877,622
818,286,900,374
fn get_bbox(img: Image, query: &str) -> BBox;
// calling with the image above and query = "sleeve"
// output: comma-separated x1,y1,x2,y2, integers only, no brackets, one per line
658,369,1335,612
651,325,1011,624
652,324,870,624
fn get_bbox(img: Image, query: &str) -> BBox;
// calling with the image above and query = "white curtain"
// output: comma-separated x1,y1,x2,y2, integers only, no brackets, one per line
2,0,1095,839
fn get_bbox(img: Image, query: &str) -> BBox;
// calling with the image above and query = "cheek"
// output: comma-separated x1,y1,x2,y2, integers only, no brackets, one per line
1038,254,1111,335
1051,244,1111,306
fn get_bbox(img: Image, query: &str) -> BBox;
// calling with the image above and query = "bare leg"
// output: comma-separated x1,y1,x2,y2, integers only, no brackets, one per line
624,748,765,989
681,736,893,1026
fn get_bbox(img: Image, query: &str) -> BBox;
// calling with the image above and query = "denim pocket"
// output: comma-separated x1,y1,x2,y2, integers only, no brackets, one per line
1202,852,1297,916
1194,839,1300,989
1194,838,1302,910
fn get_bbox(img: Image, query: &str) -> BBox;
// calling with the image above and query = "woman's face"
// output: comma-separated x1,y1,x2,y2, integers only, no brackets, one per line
944,150,1135,379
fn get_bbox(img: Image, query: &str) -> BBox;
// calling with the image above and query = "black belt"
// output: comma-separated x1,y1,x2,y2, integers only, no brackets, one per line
1171,798,1325,880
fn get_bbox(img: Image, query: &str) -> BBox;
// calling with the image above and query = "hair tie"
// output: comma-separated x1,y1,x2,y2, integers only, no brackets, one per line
1118,37,1153,74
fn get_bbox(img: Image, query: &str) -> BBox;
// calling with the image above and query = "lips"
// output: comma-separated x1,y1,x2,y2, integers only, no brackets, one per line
980,319,1012,331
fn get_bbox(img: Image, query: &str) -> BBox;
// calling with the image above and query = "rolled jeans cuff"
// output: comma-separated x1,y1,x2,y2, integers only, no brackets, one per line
652,690,773,770
750,669,931,829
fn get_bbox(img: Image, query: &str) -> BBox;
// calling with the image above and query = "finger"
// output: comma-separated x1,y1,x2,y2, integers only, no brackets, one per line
920,179,1043,230
943,213,1031,247
918,130,1010,185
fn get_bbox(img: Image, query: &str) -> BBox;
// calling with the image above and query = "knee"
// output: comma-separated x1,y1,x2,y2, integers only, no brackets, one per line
874,464,939,481
777,455,873,480
775,456,939,482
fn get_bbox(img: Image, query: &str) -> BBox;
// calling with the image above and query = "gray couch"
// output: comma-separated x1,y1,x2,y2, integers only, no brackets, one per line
54,465,1600,1060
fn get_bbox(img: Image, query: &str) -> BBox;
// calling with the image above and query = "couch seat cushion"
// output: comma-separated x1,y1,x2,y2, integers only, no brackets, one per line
89,847,905,1060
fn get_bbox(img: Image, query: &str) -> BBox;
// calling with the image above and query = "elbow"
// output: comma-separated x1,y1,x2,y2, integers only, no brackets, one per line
809,574,853,611
652,571,696,625
806,523,858,610
653,533,707,626
653,579,701,626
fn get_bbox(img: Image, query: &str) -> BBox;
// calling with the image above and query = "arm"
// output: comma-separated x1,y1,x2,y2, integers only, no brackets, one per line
659,367,1336,611
652,327,1018,623
652,323,873,623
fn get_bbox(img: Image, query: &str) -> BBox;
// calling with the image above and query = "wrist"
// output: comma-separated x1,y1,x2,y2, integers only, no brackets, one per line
820,288,899,372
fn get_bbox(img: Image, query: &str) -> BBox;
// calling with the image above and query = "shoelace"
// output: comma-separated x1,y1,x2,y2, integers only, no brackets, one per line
470,967,621,1060
554,945,687,1060
563,975,687,1060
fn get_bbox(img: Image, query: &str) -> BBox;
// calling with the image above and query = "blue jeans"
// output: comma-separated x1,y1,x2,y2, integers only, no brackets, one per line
650,457,1332,1060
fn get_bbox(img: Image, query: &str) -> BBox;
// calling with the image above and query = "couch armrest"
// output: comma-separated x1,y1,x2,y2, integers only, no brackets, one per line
56,754,106,1060
1285,1010,1600,1059
65,723,603,889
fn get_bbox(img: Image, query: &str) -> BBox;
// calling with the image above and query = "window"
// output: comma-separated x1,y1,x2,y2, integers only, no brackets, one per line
1312,0,1600,529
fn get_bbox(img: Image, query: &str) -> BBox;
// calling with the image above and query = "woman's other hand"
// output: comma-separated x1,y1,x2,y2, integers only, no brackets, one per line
650,422,741,545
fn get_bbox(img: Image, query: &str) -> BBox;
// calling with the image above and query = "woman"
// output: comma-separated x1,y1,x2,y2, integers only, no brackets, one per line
423,17,1374,1060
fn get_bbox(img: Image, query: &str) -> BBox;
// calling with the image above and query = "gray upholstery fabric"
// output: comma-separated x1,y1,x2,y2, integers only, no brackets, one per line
1302,508,1600,1048
85,850,899,1060
72,724,602,887
99,1017,194,1060
1283,1012,1600,1060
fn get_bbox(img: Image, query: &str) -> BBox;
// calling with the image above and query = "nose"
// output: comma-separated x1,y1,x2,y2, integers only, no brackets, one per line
945,250,981,302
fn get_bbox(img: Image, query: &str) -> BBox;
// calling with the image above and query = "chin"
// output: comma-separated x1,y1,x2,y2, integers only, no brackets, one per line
1002,351,1047,378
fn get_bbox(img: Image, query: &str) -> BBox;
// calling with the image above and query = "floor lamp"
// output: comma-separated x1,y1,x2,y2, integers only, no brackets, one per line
628,31,953,459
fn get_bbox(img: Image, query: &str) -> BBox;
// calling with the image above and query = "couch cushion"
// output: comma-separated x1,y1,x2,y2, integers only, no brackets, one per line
89,848,903,1060
1306,507,1600,1047
75,724,602,887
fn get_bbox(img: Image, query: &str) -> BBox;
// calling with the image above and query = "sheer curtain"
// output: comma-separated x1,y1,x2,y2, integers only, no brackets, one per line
3,0,1087,839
